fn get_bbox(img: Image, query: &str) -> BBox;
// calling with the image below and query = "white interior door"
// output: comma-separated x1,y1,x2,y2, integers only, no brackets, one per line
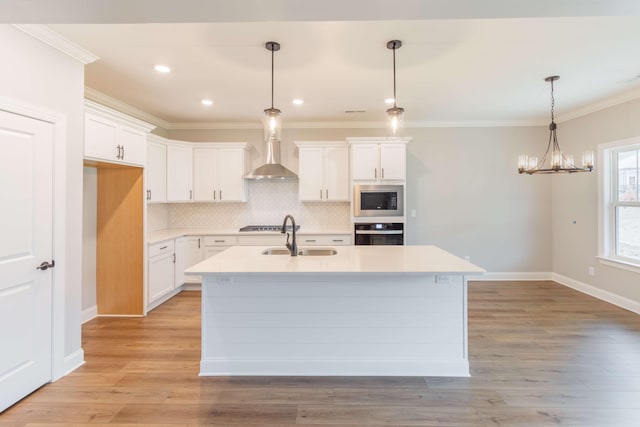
0,110,53,413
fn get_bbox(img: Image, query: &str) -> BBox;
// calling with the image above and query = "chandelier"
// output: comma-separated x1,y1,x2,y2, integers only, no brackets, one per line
518,76,594,174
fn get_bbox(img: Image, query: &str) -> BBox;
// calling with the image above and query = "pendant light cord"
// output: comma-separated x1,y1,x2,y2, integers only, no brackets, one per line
271,47,274,110
550,78,555,124
392,45,397,108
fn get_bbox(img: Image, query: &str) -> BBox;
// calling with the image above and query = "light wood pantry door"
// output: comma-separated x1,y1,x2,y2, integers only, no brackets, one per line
0,110,54,412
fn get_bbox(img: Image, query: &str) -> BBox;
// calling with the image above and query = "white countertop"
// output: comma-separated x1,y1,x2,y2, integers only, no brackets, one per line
186,245,485,275
147,227,352,244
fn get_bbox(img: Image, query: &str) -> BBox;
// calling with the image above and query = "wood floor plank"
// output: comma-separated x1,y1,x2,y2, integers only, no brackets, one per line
3,282,640,426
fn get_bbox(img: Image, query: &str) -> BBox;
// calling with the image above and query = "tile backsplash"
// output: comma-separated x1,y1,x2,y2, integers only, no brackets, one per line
152,181,350,231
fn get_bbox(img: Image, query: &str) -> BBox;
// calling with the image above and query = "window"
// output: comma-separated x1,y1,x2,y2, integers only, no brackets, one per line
598,138,640,270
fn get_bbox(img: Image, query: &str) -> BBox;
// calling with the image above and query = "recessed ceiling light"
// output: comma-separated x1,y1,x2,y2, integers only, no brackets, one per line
201,99,213,106
292,99,304,105
385,98,395,104
154,64,171,73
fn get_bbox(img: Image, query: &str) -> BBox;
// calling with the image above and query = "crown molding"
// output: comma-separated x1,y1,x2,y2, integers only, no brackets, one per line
13,24,99,64
556,86,640,123
84,87,170,130
85,99,156,132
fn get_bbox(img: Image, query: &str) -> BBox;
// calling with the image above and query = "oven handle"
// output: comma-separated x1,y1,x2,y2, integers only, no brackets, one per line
354,230,403,235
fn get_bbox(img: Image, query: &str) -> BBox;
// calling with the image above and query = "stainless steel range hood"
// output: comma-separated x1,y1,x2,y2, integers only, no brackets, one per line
245,137,297,180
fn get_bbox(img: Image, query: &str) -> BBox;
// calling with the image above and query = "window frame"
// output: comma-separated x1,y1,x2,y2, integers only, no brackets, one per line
597,137,640,273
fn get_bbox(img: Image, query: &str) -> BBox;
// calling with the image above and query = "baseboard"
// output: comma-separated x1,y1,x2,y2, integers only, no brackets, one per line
552,273,640,315
81,305,97,324
58,348,85,380
181,282,201,291
200,358,470,377
471,272,553,281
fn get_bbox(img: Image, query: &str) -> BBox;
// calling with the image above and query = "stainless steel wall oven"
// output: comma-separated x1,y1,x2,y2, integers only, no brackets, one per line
354,222,404,245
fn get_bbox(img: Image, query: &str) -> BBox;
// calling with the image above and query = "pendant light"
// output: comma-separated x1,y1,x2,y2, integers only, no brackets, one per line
245,41,297,180
386,40,404,137
518,76,594,174
263,41,282,145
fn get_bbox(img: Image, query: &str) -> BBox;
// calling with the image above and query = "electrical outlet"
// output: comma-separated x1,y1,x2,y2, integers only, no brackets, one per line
436,275,450,284
217,276,234,284
411,209,417,218
588,266,595,276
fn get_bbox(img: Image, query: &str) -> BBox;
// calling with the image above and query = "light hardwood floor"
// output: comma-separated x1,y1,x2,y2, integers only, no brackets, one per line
2,281,640,426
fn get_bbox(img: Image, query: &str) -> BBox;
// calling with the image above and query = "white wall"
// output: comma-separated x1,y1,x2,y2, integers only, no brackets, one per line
0,25,85,368
553,99,640,305
169,125,551,273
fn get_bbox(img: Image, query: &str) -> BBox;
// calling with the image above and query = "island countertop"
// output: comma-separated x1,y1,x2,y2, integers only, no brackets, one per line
187,245,485,275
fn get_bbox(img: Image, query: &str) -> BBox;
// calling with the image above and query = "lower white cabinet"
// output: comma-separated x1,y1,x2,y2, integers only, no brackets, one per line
175,236,203,286
202,235,237,260
147,240,175,304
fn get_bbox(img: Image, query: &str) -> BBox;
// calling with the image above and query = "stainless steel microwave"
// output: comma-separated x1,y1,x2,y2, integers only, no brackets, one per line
353,184,404,217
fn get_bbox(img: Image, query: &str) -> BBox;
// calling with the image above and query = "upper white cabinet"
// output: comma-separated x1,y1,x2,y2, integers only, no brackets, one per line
193,143,249,202
166,142,193,202
84,100,155,167
296,141,349,201
348,138,410,182
146,135,167,203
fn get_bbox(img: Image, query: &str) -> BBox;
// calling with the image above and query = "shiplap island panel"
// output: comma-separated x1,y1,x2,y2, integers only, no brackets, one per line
187,245,484,376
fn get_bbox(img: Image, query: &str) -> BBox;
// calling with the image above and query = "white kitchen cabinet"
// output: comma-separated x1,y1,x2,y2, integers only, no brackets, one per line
148,240,175,304
175,236,203,286
348,138,409,182
84,100,155,167
297,234,352,246
202,235,237,259
166,142,193,202
193,143,248,202
296,141,349,201
145,136,167,202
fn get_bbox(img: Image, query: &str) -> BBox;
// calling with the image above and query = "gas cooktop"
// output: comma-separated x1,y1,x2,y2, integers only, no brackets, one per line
239,225,300,232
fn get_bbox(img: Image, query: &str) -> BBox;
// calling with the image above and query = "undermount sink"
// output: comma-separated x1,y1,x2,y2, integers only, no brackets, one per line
261,248,291,255
298,248,337,256
261,247,337,256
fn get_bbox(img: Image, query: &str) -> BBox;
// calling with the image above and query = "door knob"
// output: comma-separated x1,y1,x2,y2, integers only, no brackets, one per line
36,260,55,271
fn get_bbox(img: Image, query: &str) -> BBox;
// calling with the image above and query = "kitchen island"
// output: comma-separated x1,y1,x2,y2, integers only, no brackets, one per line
186,245,484,377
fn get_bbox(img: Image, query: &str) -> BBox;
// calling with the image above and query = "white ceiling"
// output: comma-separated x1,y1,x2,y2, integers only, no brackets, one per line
9,0,640,128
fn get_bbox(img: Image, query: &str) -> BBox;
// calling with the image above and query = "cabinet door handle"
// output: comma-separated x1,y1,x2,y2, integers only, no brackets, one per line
173,253,176,263
149,189,152,200
374,168,377,179
305,239,316,243
213,189,216,200
219,190,222,201
116,145,121,159
121,145,125,159
332,239,344,242
382,167,384,179
214,240,225,243
320,189,323,199
198,238,201,249
326,189,328,199
160,246,168,250
190,190,192,200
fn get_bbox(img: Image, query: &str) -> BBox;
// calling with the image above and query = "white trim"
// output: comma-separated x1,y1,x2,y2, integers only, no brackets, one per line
97,314,145,318
12,25,98,64
199,359,469,377
81,305,98,324
84,98,156,133
85,87,169,130
181,283,202,291
552,273,640,315
469,272,553,281
61,349,85,378
597,256,640,274
558,87,640,123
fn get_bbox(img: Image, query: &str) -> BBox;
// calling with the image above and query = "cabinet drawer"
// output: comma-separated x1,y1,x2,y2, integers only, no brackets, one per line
236,235,286,246
203,236,238,246
149,240,175,258
298,234,352,246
